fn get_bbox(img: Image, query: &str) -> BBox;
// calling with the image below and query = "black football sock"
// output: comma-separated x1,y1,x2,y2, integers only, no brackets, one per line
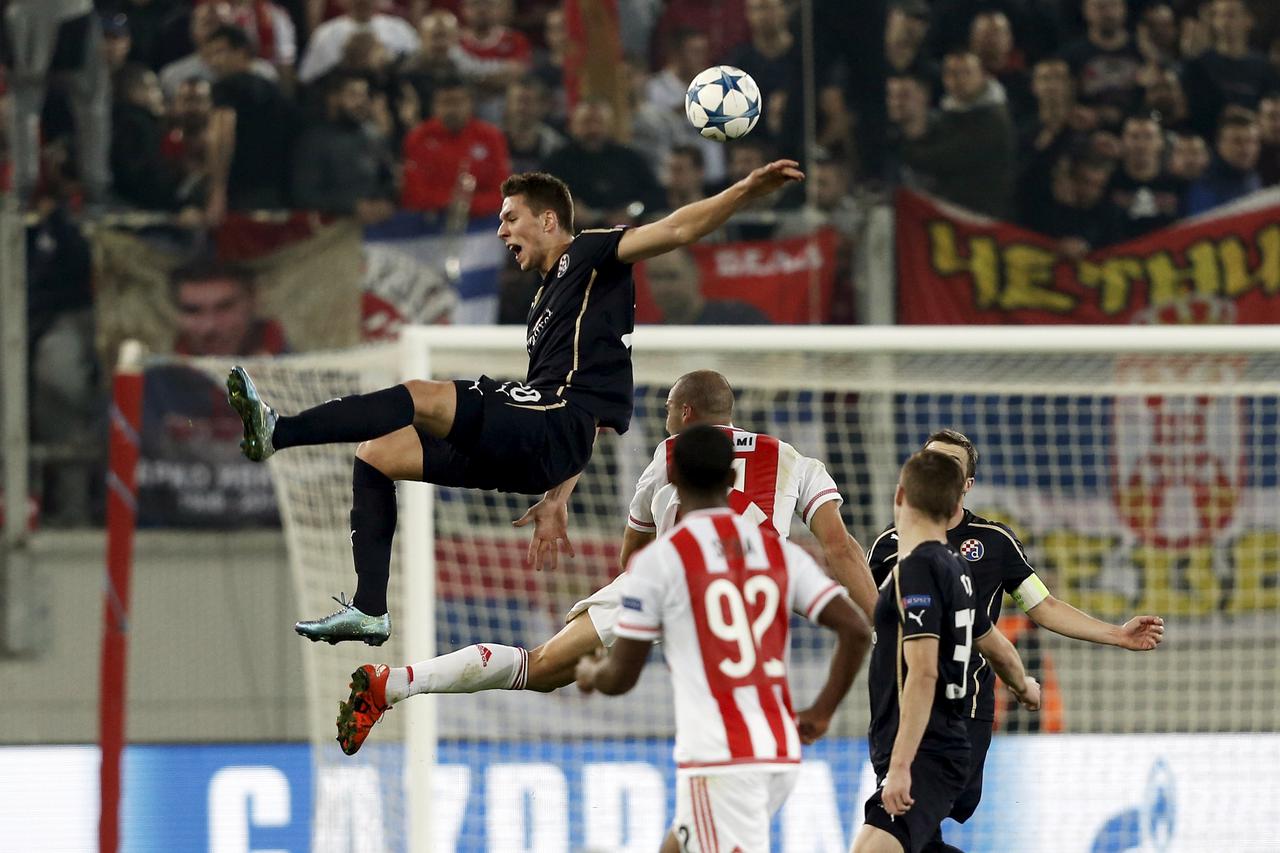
272,384,415,450
350,458,396,617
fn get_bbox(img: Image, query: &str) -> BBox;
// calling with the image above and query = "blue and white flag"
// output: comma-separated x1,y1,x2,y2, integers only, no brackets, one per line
363,211,507,327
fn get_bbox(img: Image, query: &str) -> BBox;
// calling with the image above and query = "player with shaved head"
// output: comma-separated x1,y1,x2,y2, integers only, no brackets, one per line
332,369,878,757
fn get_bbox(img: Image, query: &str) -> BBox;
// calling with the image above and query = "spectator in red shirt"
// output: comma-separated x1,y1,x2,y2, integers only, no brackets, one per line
401,77,510,215
456,0,532,123
651,0,750,70
458,0,531,71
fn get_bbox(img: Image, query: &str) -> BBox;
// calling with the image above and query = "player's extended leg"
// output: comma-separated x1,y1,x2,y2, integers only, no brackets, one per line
333,613,605,754
525,611,605,691
851,824,906,853
226,366,456,461
392,610,601,698
918,719,992,852
367,577,619,696
294,427,424,644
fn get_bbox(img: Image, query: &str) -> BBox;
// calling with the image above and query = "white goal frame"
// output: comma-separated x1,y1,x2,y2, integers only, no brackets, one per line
394,323,1279,853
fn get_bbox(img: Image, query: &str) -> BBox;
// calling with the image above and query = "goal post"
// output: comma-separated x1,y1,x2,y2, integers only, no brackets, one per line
258,324,1280,852
400,331,435,853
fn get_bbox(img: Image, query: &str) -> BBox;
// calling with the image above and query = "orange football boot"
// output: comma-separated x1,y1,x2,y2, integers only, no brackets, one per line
336,664,392,755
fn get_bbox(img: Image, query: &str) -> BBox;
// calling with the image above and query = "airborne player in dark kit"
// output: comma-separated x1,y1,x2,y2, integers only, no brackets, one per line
854,450,1041,853
868,429,1166,853
225,162,804,644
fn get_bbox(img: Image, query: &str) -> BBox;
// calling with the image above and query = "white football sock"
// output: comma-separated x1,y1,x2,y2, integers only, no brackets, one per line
389,644,528,703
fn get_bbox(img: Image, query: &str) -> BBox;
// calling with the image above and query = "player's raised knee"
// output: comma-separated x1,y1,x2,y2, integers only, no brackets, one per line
354,438,387,468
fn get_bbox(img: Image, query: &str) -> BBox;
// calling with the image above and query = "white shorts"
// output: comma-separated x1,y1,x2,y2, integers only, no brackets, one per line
564,574,627,647
672,768,799,853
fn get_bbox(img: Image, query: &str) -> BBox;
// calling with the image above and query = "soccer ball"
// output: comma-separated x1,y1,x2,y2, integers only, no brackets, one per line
685,65,761,142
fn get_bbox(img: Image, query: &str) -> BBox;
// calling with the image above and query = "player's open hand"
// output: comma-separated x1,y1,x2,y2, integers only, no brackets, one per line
882,766,914,816
1011,675,1042,711
1119,615,1164,651
796,706,832,744
513,497,576,571
741,159,805,201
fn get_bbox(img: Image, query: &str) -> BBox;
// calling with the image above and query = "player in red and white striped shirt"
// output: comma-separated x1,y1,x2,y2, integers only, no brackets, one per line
334,370,877,756
577,425,872,852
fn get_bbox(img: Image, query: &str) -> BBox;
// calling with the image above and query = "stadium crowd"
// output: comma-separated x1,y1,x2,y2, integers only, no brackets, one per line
5,0,1280,293
4,0,1280,524
0,0,1277,319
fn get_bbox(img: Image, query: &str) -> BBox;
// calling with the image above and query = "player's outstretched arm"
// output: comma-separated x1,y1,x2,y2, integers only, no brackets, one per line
1026,594,1165,651
615,159,805,263
512,472,582,571
882,637,940,815
797,596,872,744
974,627,1041,711
809,502,878,620
574,638,651,696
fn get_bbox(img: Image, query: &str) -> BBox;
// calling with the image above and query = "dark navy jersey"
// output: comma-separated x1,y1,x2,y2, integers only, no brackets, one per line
867,541,991,772
868,509,1043,722
524,227,635,433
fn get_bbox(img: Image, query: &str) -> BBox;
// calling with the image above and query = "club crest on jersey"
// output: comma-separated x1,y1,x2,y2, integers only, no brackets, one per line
960,538,984,561
622,596,643,612
557,253,570,278
902,594,932,608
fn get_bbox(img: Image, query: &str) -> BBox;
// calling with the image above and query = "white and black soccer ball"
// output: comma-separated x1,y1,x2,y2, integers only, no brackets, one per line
685,65,761,142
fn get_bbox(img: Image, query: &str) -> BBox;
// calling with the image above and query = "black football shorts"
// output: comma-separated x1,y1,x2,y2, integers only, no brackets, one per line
415,375,596,495
864,750,970,853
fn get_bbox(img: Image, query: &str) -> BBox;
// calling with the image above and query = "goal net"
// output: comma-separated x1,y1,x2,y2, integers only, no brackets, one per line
247,326,1279,853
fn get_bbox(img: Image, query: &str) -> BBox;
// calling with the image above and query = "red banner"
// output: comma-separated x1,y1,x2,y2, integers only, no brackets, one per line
895,188,1280,324
636,228,838,325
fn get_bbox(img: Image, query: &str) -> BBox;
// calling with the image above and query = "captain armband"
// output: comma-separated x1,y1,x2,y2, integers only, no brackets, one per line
1010,573,1050,612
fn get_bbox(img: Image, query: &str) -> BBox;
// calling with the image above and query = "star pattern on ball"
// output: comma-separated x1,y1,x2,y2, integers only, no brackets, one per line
685,65,762,142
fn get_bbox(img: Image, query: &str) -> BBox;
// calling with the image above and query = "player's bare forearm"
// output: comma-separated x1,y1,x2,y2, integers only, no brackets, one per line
1026,595,1121,645
1027,596,1164,650
806,597,871,724
974,626,1034,705
577,637,650,696
842,535,879,621
619,526,656,571
811,504,877,619
889,640,938,773
616,160,803,263
544,472,581,505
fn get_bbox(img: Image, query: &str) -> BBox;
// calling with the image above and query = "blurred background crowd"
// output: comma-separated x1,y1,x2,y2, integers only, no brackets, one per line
2,0,1277,248
4,0,1280,525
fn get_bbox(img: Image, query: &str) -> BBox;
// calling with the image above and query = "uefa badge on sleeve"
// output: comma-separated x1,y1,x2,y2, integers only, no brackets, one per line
557,253,570,278
960,539,984,561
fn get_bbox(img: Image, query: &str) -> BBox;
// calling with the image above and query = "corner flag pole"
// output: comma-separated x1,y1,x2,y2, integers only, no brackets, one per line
100,340,145,853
